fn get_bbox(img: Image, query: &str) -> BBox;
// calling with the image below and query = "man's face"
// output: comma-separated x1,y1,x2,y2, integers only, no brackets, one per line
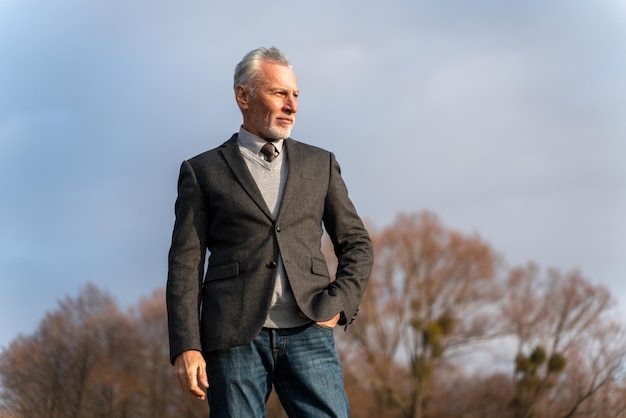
237,61,299,140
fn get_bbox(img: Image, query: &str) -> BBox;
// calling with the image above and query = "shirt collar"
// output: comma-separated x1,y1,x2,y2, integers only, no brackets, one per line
237,126,284,156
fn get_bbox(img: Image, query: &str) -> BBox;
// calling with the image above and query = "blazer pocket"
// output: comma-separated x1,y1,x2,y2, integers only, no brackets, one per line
311,257,330,279
205,262,239,282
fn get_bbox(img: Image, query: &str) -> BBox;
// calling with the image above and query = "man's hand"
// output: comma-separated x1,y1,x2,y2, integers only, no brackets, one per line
299,311,341,328
317,313,341,328
174,350,209,400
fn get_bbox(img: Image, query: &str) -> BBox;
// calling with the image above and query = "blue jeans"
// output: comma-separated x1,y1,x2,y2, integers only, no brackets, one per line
205,323,349,418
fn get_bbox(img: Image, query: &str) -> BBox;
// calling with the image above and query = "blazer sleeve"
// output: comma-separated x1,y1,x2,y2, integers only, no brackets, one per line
166,160,208,364
322,153,374,327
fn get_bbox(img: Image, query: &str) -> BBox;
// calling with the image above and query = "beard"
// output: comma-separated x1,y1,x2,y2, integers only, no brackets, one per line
252,113,294,140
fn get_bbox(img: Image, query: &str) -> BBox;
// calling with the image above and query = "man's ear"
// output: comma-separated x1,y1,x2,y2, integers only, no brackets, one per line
235,85,249,110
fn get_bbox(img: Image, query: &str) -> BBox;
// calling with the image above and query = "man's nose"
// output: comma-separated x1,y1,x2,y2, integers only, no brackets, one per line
284,95,297,114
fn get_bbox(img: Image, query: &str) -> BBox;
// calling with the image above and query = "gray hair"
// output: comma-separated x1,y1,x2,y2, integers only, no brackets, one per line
233,47,291,93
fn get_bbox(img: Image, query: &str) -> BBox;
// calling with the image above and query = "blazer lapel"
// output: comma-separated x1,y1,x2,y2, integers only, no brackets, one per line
277,138,303,220
219,134,274,220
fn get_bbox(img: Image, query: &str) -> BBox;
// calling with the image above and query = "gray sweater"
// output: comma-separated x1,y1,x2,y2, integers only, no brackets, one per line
238,128,310,329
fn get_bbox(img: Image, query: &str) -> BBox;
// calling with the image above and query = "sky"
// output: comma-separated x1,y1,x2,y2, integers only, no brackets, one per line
1,0,625,350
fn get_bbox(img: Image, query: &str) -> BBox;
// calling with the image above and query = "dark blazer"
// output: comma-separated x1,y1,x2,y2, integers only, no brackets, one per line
166,134,373,363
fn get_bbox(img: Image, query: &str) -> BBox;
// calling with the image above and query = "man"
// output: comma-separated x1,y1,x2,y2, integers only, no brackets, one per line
166,46,374,417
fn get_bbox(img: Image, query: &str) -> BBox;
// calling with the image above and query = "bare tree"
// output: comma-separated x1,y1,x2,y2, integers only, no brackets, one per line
503,264,626,418
0,284,123,417
0,284,208,417
342,212,502,418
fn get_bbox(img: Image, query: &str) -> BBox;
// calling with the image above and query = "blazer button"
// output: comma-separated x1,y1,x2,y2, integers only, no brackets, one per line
328,286,337,296
275,226,281,232
267,261,278,268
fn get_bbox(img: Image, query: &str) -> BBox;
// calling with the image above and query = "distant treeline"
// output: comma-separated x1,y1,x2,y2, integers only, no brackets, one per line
1,211,624,418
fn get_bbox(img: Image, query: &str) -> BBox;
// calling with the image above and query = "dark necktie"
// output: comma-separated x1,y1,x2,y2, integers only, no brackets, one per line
260,142,278,162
